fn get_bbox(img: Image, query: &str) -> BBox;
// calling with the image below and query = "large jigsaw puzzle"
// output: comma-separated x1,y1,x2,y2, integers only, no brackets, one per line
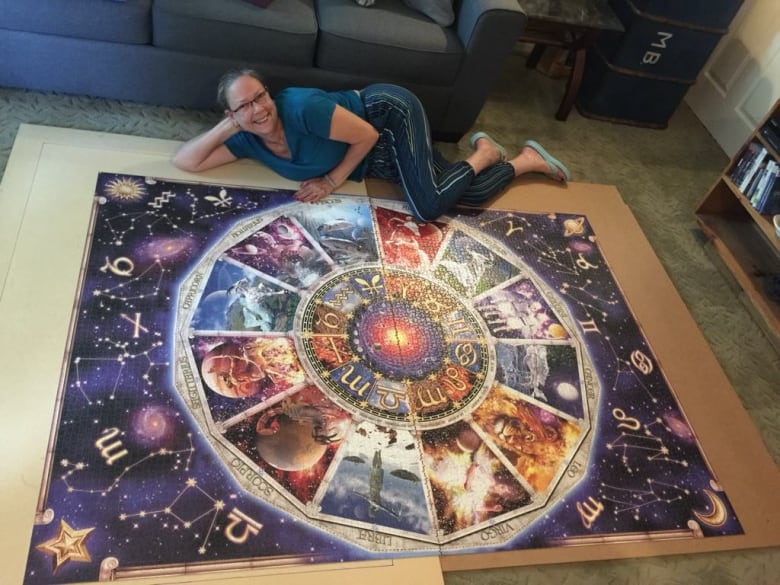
24,173,742,583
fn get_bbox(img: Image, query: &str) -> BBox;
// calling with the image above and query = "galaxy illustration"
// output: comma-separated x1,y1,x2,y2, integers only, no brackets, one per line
24,173,742,584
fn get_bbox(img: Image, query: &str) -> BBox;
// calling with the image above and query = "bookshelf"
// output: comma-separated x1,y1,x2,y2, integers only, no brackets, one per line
695,98,780,353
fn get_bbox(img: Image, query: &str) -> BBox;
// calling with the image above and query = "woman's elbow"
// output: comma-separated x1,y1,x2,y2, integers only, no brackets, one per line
365,127,379,149
172,152,200,173
171,151,189,171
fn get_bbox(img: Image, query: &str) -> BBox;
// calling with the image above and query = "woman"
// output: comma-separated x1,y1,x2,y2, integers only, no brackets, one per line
172,69,569,222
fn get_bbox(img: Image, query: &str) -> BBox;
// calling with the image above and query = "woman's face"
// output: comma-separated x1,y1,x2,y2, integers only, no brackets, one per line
226,75,278,135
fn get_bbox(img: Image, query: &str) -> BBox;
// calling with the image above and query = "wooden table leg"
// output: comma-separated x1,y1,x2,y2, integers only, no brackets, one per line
556,46,586,120
526,43,546,69
520,24,604,121
556,30,599,121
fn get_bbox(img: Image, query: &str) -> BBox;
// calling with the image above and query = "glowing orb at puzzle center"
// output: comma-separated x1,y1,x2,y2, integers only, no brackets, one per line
353,301,444,379
297,266,494,429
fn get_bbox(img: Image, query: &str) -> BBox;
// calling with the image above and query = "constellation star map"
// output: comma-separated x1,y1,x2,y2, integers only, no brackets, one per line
24,173,743,584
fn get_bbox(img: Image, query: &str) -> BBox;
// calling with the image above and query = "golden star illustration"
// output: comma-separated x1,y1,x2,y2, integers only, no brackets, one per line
36,519,95,573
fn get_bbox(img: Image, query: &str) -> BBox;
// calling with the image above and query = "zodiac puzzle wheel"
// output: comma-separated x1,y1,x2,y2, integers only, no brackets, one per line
22,173,744,584
175,198,598,552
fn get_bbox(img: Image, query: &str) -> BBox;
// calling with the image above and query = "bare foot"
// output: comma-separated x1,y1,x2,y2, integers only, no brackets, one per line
466,137,504,173
474,136,505,165
509,146,566,181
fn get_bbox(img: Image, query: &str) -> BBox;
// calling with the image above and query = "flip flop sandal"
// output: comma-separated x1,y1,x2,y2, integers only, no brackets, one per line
469,131,507,161
523,139,570,182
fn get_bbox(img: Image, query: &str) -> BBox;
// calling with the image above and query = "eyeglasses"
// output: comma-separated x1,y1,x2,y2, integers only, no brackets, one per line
231,89,271,114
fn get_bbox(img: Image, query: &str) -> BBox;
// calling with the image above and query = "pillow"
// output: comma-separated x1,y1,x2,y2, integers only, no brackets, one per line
244,0,274,7
402,0,454,26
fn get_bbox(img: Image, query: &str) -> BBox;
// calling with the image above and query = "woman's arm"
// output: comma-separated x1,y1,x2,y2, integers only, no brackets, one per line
172,117,240,172
295,105,379,203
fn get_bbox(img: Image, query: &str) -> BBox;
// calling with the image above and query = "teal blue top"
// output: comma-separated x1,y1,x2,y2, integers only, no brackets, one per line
225,87,368,182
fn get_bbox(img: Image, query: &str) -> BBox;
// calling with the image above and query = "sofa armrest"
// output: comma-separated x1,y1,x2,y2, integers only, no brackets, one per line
435,0,526,141
456,0,526,51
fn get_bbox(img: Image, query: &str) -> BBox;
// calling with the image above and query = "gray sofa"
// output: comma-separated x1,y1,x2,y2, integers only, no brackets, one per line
0,0,526,141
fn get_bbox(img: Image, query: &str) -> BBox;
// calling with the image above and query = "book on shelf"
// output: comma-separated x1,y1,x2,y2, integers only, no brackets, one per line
748,160,775,206
763,112,780,150
760,124,780,153
758,181,780,217
729,142,756,184
747,160,780,215
756,185,780,216
730,141,768,192
746,159,770,202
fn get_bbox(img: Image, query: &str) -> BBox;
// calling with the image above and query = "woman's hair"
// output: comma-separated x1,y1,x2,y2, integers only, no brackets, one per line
216,69,266,110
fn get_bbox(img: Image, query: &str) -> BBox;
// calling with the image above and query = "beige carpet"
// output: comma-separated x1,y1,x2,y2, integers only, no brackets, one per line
1,48,778,585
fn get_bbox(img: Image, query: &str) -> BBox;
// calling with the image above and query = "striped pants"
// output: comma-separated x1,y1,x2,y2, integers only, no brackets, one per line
360,84,515,222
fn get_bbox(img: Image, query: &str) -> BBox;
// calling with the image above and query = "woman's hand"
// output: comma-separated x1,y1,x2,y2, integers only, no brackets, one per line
293,104,378,203
295,176,335,203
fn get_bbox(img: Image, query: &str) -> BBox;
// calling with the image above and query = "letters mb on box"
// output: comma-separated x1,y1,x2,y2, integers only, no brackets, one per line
642,31,673,65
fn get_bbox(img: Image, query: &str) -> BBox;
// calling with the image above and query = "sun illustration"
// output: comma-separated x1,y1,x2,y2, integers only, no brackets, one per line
104,177,146,201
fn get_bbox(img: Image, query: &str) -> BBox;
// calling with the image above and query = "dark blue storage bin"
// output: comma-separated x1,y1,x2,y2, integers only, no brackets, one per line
599,0,725,80
625,0,743,30
577,47,694,128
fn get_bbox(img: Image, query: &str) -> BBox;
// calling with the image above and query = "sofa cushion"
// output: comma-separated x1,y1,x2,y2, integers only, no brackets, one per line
153,0,317,67
316,0,463,86
402,0,454,26
0,0,152,44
